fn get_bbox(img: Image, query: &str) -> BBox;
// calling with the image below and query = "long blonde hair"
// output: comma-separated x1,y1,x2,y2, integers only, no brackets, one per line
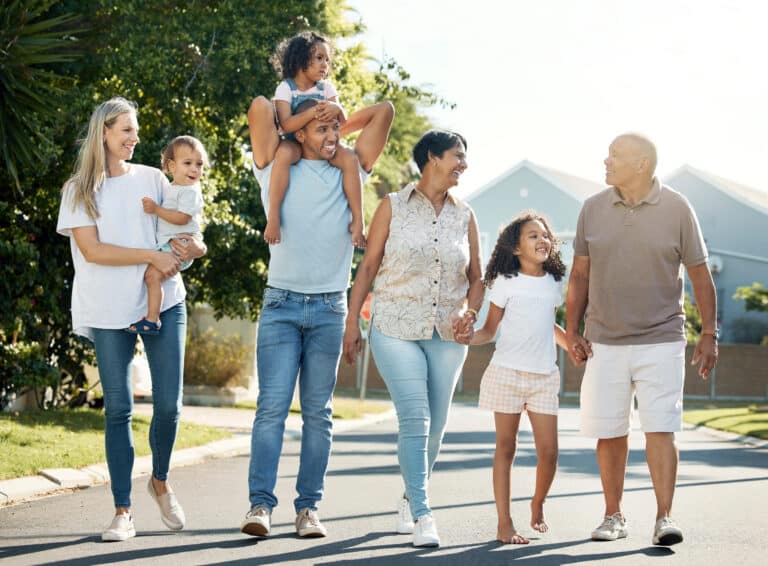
66,97,137,219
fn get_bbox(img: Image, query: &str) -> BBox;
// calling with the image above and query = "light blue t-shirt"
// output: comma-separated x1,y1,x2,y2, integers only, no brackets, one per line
253,158,368,293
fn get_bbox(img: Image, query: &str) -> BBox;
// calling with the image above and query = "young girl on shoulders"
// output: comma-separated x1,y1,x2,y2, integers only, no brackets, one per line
470,210,568,544
264,30,365,248
129,135,207,334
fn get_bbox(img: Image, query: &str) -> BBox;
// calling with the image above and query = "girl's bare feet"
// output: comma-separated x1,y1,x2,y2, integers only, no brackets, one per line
530,499,548,533
497,523,530,544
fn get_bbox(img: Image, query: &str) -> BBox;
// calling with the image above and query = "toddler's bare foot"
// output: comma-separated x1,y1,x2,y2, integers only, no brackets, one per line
497,523,529,544
264,218,281,245
530,499,548,533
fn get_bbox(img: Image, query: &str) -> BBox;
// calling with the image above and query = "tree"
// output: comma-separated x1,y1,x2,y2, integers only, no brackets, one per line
1,0,440,408
734,283,768,313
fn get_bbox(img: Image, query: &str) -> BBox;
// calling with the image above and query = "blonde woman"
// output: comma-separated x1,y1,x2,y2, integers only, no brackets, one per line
56,97,206,541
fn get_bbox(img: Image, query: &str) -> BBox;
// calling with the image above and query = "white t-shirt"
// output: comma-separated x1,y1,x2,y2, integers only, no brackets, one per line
56,164,186,341
157,182,204,245
273,79,338,103
488,272,564,373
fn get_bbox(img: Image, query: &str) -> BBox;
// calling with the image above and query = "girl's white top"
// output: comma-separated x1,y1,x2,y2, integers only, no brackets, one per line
488,272,563,373
156,182,204,246
57,164,186,341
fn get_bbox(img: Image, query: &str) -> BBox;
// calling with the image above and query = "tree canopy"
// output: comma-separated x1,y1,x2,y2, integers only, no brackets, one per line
0,0,441,408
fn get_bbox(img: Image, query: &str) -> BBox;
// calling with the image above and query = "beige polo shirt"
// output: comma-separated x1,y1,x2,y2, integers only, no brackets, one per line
372,183,472,341
573,178,708,345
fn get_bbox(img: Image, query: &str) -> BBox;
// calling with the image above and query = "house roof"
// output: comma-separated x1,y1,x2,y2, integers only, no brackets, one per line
464,159,604,203
665,164,768,216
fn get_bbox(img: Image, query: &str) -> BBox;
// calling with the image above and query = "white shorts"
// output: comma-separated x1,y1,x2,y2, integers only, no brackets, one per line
579,341,686,438
479,364,560,415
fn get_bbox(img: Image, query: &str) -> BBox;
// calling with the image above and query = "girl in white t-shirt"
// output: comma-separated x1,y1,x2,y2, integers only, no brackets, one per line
469,210,568,545
56,97,205,542
262,31,366,247
129,135,207,335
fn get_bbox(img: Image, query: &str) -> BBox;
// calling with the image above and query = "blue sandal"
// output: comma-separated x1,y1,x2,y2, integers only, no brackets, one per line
126,318,161,335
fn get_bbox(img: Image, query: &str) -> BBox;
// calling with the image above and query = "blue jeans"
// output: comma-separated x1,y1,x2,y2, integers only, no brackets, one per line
370,326,467,520
92,302,187,508
248,287,346,513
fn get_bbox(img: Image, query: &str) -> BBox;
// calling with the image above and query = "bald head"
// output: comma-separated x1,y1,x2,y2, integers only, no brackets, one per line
612,133,657,175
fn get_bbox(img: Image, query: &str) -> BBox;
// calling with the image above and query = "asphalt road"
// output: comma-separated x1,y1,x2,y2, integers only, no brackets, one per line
1,405,767,565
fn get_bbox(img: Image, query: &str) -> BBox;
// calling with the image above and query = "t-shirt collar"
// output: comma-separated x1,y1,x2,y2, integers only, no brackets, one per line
404,182,457,206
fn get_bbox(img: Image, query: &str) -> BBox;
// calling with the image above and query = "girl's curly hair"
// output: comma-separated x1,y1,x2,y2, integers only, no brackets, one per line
269,31,329,80
483,210,566,287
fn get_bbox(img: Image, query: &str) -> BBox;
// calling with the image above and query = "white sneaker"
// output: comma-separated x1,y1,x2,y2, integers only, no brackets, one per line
652,516,683,546
147,478,185,531
591,512,628,541
412,514,440,547
295,508,327,538
102,513,136,542
241,505,271,536
396,496,414,534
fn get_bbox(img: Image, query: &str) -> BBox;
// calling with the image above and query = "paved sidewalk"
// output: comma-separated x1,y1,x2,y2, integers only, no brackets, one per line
0,399,395,506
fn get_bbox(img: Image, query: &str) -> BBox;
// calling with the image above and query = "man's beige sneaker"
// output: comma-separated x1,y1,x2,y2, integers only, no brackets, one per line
591,512,628,541
241,505,271,537
295,508,327,537
102,513,136,542
652,516,683,546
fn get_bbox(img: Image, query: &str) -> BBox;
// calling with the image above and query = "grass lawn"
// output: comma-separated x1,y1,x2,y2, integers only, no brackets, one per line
0,408,231,481
682,406,768,440
235,394,392,420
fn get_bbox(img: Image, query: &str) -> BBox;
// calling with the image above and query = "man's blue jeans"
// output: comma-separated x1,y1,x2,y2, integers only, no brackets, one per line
248,287,346,513
369,326,467,520
92,302,187,508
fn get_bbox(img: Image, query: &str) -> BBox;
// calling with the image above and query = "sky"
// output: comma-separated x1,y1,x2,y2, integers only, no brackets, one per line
346,0,768,198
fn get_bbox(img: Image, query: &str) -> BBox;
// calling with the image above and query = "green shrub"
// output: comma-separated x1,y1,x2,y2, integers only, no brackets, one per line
184,326,253,388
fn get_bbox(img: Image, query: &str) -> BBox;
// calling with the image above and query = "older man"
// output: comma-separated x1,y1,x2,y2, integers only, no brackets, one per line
566,133,718,546
241,96,394,539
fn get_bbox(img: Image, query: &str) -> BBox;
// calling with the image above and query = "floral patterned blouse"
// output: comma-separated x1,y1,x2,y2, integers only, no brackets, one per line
372,183,473,341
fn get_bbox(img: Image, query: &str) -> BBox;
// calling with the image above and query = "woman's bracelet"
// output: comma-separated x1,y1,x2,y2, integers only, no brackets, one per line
465,308,478,320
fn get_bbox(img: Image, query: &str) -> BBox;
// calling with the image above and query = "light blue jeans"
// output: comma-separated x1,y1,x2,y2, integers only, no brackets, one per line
91,302,186,508
248,287,346,513
370,326,468,520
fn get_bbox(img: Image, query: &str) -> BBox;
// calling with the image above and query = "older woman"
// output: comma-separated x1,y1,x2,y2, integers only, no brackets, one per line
343,129,483,548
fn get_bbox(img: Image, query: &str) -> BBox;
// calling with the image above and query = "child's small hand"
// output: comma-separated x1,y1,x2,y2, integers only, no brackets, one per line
315,101,343,122
142,197,158,214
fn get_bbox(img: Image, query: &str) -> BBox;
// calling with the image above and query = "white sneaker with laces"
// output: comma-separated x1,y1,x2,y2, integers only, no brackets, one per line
652,516,683,546
591,512,628,541
241,504,271,536
102,513,136,542
295,508,327,538
147,478,185,530
412,514,440,547
396,496,414,534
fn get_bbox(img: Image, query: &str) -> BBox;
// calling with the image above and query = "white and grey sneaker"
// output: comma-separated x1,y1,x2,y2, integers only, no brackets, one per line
591,512,628,541
652,516,683,546
396,496,414,534
295,508,327,538
102,513,136,542
412,514,440,547
241,504,271,537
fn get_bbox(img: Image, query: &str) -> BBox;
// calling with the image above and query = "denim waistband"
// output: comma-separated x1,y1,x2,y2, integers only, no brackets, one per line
265,286,345,302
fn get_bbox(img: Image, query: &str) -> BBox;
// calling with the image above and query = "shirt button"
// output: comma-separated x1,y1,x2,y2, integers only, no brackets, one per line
434,238,438,242
432,220,437,224
433,302,437,306
435,259,439,263
434,281,438,284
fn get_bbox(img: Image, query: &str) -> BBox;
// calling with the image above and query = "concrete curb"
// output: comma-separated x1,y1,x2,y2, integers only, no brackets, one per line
0,408,396,508
684,421,768,448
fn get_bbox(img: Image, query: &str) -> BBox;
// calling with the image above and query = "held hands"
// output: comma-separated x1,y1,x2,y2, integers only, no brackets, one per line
566,332,592,366
691,334,718,379
142,197,158,214
169,235,205,262
452,310,476,345
152,250,181,279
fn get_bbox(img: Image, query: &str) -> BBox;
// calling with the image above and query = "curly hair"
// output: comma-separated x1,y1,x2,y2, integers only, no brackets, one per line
269,31,330,79
483,210,566,287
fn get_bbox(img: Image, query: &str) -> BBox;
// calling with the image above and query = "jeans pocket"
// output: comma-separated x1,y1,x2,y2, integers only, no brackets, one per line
326,294,347,315
263,288,287,309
